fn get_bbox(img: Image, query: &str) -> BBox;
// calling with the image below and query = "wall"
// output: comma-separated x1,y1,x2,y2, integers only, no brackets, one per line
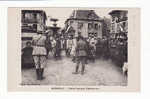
68,19,102,38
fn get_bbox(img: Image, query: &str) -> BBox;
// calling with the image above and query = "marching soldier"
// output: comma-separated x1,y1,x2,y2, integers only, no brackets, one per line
32,32,47,80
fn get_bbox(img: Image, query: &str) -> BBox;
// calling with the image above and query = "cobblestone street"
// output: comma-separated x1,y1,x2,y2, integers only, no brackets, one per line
22,51,127,86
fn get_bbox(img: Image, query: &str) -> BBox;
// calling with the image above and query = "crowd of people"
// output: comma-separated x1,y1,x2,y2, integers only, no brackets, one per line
43,32,110,62
64,35,110,62
21,31,128,80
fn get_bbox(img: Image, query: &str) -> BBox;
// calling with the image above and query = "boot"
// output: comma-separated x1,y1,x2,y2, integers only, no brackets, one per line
41,68,45,80
72,56,76,63
72,65,79,74
81,65,85,75
38,69,42,80
39,68,45,80
36,69,40,80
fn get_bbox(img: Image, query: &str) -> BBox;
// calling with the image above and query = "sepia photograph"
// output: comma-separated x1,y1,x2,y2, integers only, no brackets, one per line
8,8,140,92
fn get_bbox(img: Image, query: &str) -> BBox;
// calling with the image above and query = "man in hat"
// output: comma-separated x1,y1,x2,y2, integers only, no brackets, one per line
50,36,56,58
32,32,47,80
73,36,88,75
45,31,52,59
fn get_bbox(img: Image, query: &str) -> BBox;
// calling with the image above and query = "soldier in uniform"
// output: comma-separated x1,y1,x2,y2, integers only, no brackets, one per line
55,37,61,59
50,37,56,58
66,36,73,57
32,32,47,80
73,36,87,75
89,36,96,62
45,32,52,59
71,37,77,62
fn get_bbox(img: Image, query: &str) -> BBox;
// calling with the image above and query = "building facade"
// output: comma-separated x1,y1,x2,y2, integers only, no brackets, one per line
21,10,47,48
109,10,128,36
65,10,103,38
108,10,128,66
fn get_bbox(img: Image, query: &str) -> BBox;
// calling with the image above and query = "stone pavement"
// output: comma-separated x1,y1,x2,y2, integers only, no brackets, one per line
22,51,127,86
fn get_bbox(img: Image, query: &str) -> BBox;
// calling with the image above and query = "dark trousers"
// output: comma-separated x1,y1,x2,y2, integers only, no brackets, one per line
46,49,50,58
66,48,71,56
76,56,86,73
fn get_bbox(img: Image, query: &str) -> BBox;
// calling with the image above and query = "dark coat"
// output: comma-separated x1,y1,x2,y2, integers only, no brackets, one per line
45,37,52,50
22,47,34,67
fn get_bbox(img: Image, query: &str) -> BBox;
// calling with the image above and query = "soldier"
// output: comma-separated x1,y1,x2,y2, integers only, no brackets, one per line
32,32,47,80
73,36,87,75
70,37,78,63
45,32,52,59
55,37,61,59
89,36,96,62
95,38,102,58
50,37,56,58
66,36,73,57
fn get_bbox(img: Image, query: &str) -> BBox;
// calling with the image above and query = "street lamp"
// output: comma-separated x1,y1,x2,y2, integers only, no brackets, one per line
50,18,60,38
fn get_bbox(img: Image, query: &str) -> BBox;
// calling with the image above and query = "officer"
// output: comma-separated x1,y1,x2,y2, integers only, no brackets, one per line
32,32,47,80
73,36,87,75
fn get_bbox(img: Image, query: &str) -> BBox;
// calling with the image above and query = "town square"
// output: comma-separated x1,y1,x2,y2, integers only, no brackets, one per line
21,8,128,86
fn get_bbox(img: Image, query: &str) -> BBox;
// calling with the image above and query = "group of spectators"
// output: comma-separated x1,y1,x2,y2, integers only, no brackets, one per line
64,34,127,67
109,34,128,67
22,33,127,68
21,32,128,79
64,35,110,63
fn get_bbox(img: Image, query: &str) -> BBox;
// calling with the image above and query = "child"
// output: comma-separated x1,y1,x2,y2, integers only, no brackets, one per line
22,41,34,68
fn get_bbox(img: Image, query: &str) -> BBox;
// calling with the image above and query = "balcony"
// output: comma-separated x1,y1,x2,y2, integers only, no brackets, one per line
21,24,37,33
22,19,38,24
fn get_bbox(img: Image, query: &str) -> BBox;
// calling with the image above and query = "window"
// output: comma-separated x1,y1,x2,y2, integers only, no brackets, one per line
78,22,83,29
70,21,74,25
94,32,98,37
88,32,91,37
88,23,93,30
24,13,37,23
37,14,42,23
21,23,37,33
111,23,115,33
94,23,98,30
25,13,33,20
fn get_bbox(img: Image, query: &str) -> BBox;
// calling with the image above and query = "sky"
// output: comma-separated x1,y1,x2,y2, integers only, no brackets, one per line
38,8,116,28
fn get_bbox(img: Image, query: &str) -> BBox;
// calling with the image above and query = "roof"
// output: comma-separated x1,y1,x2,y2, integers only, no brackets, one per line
67,10,102,21
109,10,128,15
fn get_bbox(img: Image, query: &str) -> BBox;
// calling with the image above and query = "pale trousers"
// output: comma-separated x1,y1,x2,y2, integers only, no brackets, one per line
33,56,47,69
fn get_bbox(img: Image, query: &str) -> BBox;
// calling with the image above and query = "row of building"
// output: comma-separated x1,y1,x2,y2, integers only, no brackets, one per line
64,10,103,38
21,9,128,48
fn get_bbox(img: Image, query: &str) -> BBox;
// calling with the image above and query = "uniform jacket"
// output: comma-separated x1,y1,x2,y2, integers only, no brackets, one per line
32,34,47,55
76,39,87,57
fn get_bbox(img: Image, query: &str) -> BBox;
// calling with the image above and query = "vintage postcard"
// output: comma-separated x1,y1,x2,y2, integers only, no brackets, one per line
8,7,140,92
